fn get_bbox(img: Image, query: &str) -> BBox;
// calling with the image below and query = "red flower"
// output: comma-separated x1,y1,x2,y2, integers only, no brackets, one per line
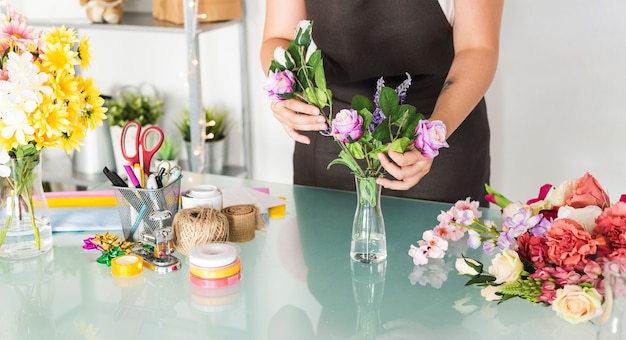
517,232,549,269
545,218,597,268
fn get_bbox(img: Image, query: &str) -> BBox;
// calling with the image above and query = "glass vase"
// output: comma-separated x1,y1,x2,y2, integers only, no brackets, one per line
0,153,53,259
350,176,386,263
598,259,626,339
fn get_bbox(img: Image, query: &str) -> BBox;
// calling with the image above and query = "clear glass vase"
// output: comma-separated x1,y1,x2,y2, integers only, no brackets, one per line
598,259,626,339
350,176,387,263
0,153,53,259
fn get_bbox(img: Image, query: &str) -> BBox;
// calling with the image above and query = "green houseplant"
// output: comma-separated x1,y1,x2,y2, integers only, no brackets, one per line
177,106,230,174
176,106,230,143
155,135,180,163
105,93,165,128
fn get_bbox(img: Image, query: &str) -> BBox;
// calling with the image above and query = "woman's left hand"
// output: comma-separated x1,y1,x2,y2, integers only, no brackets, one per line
376,146,433,191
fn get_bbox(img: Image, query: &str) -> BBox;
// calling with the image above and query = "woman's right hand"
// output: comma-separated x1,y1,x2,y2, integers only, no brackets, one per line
271,99,328,144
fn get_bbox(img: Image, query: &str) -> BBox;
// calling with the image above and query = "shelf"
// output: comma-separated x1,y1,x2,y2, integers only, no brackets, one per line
30,11,240,34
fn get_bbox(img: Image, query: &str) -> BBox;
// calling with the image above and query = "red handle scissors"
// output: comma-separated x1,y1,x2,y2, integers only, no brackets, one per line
120,120,165,175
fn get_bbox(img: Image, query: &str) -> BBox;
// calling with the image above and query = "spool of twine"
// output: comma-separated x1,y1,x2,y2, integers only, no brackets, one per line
173,207,229,256
221,204,257,242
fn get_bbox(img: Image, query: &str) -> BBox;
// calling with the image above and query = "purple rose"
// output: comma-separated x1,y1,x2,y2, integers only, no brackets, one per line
414,120,449,158
331,109,363,143
264,69,295,102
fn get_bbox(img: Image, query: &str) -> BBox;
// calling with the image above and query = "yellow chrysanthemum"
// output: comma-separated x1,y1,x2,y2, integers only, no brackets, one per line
39,26,77,47
48,71,80,102
77,35,92,70
78,76,107,129
60,126,86,153
31,99,70,144
39,41,78,75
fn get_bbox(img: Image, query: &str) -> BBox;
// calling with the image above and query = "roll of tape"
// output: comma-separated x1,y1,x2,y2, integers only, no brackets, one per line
189,271,241,288
111,254,143,277
188,243,239,268
190,257,241,279
181,185,223,210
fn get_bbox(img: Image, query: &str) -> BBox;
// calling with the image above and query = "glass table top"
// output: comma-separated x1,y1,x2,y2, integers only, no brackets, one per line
0,173,599,339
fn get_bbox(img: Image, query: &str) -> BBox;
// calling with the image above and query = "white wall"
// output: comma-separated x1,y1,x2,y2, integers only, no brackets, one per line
13,0,626,202
487,1,626,202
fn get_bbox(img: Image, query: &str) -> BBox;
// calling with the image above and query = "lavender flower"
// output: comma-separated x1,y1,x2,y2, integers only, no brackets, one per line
395,73,412,104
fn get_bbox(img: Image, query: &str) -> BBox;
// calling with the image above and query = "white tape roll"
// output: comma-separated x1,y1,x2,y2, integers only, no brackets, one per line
188,243,239,268
181,185,223,210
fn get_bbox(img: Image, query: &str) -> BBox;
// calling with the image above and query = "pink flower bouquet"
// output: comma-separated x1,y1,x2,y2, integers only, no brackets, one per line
409,172,626,324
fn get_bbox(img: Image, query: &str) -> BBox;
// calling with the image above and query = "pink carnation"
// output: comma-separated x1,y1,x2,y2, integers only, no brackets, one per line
545,218,597,268
594,201,626,251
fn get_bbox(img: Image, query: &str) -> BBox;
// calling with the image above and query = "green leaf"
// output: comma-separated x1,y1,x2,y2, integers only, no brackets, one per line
359,108,373,132
327,150,361,175
389,137,411,153
371,120,391,141
347,142,365,159
465,274,496,286
379,87,398,117
351,94,374,113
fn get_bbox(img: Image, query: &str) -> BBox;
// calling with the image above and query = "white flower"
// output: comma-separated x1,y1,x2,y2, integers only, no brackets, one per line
551,285,603,324
1,110,34,146
0,151,10,177
455,257,481,276
481,285,502,301
557,205,602,233
488,249,523,284
272,46,295,69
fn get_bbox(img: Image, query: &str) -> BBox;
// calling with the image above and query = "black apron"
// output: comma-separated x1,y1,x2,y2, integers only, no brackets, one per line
296,0,490,206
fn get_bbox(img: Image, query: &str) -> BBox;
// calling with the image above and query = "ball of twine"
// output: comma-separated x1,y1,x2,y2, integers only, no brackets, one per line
222,204,257,242
173,207,229,256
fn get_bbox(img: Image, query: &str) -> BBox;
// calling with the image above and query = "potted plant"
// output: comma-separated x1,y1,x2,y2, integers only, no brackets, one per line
154,135,181,168
105,92,165,174
177,106,230,174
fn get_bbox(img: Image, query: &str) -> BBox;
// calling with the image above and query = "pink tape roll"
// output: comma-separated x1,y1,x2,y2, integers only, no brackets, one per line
189,271,241,288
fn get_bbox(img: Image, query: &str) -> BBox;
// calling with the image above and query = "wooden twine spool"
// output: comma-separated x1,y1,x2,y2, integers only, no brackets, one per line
221,204,257,242
173,207,229,256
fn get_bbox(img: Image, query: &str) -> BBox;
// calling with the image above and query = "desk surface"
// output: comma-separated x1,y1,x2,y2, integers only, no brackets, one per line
0,174,598,340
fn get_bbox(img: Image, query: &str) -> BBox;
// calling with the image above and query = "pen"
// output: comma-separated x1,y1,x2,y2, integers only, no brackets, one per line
124,165,142,189
130,204,148,235
146,174,158,190
102,167,127,187
133,163,145,188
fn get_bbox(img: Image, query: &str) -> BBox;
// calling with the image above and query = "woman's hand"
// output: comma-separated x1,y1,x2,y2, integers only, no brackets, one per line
271,99,328,144
376,146,433,190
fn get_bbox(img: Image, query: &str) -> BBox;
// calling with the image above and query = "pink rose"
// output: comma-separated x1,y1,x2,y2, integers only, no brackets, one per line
566,172,610,209
414,120,449,158
263,70,295,102
595,201,626,250
545,218,597,267
331,109,363,143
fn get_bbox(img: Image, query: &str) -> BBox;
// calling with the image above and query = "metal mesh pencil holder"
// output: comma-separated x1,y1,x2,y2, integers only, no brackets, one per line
113,176,182,242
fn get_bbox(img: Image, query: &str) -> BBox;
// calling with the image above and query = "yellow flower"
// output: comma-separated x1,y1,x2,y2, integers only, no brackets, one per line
39,41,78,75
60,127,86,153
77,35,92,70
49,71,80,102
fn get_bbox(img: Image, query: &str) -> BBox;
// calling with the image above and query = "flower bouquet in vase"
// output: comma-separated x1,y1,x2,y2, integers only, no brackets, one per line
265,20,449,263
0,6,107,258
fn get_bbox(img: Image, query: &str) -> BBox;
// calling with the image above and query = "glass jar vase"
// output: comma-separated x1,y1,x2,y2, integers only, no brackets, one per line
0,153,53,259
350,176,387,264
